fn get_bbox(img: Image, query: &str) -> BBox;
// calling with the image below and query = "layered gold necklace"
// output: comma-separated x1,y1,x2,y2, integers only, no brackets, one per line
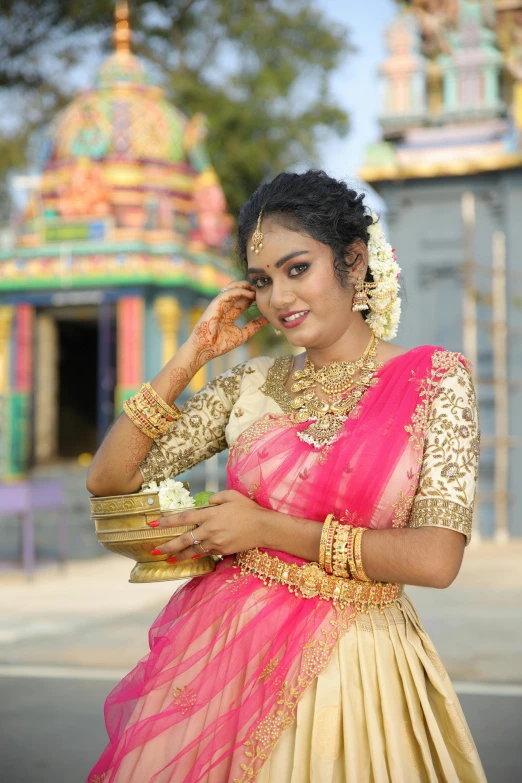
290,332,380,448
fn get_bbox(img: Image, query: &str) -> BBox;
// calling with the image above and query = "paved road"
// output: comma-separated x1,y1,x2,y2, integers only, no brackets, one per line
1,675,520,783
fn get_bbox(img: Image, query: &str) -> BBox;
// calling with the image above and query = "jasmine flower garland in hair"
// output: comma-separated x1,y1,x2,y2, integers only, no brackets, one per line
366,214,402,341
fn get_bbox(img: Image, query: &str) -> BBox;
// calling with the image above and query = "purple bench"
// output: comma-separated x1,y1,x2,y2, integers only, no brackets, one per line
0,480,67,579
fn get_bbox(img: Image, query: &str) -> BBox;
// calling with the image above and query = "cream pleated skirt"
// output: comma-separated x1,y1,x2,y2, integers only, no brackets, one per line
257,593,487,783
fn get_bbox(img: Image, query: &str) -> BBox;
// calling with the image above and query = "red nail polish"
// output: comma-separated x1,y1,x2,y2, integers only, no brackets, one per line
167,557,178,564
192,554,202,559
150,548,162,556
149,520,159,527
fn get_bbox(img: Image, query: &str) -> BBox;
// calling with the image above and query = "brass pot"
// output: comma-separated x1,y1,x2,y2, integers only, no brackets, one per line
89,488,215,583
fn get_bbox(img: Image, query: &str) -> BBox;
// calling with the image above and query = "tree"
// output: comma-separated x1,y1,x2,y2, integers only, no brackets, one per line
0,0,351,216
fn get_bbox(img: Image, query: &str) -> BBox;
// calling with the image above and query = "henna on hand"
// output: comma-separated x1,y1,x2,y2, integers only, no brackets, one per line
188,291,268,373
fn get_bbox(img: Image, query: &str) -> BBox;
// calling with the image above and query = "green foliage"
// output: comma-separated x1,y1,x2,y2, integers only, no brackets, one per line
0,1,351,216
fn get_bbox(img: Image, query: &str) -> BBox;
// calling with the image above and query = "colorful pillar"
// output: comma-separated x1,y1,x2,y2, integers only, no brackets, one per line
1,304,34,479
154,296,181,367
0,306,15,479
116,295,144,413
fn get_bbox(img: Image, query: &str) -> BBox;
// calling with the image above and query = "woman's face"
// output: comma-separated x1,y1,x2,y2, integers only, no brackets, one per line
246,218,364,349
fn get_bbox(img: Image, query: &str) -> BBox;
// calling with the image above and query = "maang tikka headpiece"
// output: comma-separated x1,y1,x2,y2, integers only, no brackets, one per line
250,209,264,254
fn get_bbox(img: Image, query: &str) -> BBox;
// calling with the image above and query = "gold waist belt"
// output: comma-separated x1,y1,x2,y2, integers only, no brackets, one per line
236,548,402,613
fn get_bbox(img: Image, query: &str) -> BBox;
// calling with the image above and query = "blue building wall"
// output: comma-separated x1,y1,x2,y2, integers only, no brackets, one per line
377,169,522,538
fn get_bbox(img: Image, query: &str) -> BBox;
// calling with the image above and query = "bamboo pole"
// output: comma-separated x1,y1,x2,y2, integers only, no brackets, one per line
461,191,481,544
492,231,509,543
461,192,478,373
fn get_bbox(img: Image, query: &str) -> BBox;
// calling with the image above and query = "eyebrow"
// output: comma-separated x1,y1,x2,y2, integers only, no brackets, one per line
247,250,311,275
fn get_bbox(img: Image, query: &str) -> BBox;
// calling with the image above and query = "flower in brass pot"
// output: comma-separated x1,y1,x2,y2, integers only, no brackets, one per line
142,478,195,511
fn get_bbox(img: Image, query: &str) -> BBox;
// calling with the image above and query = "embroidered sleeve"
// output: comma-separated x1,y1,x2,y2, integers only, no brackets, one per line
409,361,480,546
139,362,251,486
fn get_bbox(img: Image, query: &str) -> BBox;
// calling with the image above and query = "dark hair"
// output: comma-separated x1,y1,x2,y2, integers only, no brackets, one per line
236,170,376,291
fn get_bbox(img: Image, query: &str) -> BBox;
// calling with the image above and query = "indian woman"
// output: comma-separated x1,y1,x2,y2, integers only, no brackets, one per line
86,170,487,782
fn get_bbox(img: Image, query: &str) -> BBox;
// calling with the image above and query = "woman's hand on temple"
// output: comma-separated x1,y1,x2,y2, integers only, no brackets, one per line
185,281,268,373
149,489,265,561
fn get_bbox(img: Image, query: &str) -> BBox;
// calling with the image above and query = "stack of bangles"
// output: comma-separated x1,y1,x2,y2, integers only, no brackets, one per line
319,513,373,582
123,382,182,439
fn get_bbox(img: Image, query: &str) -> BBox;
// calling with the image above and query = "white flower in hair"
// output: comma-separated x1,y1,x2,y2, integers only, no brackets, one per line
365,214,401,341
142,477,195,510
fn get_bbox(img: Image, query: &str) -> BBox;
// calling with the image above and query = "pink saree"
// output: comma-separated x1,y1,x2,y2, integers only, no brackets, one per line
88,346,467,783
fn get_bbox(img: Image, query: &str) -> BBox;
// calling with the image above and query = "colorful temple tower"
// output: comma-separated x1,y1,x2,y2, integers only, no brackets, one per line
0,3,236,481
361,0,522,539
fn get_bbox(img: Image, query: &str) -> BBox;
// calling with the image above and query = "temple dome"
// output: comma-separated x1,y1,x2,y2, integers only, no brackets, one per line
25,4,232,252
43,50,187,166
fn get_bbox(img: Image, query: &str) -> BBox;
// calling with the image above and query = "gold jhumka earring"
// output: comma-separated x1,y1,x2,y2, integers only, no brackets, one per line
352,277,397,315
352,277,369,311
250,210,264,254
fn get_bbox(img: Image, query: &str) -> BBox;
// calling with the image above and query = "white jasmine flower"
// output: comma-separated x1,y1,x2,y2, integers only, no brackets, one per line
366,214,401,341
142,477,195,510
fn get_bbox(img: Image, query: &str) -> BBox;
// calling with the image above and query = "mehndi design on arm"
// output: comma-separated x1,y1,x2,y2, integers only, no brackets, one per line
166,366,191,406
125,429,153,475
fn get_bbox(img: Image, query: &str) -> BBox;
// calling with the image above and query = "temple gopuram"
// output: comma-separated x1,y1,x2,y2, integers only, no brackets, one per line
361,0,522,539
0,3,238,482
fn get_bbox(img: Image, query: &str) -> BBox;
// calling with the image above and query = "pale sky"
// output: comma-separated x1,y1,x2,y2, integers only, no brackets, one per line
315,0,396,212
7,1,397,217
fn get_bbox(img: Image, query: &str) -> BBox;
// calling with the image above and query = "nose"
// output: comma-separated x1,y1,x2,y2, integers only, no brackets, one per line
269,277,296,311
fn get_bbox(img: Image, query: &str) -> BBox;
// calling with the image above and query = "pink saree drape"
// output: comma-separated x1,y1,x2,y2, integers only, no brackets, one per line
88,346,466,783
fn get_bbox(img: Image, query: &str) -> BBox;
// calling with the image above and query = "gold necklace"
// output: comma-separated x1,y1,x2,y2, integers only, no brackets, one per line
289,333,380,449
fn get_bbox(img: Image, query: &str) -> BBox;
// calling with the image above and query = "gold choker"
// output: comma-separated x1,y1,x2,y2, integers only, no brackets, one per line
289,333,380,448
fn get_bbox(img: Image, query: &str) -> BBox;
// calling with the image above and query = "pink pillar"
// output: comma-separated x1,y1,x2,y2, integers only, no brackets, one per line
14,303,33,392
116,295,144,412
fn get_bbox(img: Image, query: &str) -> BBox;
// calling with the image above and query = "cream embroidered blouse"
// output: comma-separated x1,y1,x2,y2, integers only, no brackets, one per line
140,353,480,545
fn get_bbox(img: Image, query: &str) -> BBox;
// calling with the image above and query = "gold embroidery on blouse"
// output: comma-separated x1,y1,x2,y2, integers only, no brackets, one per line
409,498,472,544
259,656,279,683
139,362,250,484
234,407,245,417
416,362,480,506
405,354,479,545
259,355,294,413
233,610,354,783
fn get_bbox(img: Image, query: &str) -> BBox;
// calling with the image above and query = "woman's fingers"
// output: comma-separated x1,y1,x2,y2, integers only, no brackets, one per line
220,280,255,294
150,529,210,560
240,316,269,340
152,509,204,528
208,489,242,504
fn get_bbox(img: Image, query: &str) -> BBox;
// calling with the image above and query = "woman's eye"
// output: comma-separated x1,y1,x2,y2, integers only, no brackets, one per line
289,263,309,277
253,277,270,289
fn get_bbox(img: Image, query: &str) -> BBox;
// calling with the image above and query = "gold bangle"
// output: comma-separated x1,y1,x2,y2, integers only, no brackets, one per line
332,524,352,578
345,526,357,579
123,382,182,439
324,517,339,575
141,382,182,421
354,527,373,582
123,397,162,440
319,514,334,570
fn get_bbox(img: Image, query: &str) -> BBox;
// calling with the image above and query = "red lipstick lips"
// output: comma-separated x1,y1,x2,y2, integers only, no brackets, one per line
279,310,309,329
